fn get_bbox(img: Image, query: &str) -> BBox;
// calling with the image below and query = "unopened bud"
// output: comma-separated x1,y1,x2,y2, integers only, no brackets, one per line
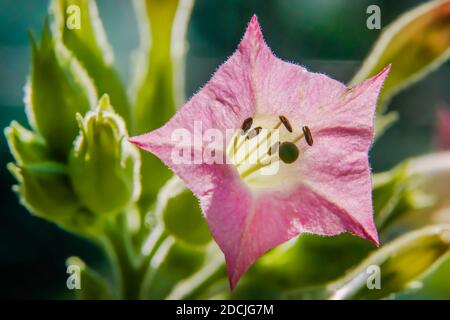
69,95,141,216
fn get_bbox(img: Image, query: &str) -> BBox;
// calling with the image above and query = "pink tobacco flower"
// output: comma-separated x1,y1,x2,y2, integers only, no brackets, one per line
436,107,450,150
130,16,390,288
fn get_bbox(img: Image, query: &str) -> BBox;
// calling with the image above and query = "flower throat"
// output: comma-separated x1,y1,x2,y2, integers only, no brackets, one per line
226,115,313,187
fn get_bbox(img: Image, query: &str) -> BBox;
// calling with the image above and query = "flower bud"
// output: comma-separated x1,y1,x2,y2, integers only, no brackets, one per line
69,95,141,216
26,21,97,159
153,176,211,246
4,121,50,165
7,162,97,234
5,120,99,234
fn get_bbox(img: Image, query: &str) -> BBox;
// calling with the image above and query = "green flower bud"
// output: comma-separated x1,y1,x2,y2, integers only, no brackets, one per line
26,20,97,159
50,0,131,124
156,176,211,246
7,162,97,234
69,95,141,216
5,120,98,234
4,121,50,165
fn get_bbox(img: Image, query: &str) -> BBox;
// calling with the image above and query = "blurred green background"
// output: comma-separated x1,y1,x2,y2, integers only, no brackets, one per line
1,0,449,299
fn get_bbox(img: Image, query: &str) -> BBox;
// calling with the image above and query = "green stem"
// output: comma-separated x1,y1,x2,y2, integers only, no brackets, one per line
100,211,170,299
141,223,168,259
137,224,170,298
166,247,226,299
99,210,223,300
101,214,142,299
139,236,176,299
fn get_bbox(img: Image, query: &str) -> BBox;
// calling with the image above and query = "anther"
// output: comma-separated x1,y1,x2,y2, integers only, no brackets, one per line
302,126,313,146
279,142,299,164
279,115,293,133
241,117,253,134
267,142,280,156
246,126,262,140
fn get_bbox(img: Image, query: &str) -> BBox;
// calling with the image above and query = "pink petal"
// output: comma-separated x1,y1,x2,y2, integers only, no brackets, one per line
295,128,379,242
242,17,351,123
312,65,391,131
436,107,450,150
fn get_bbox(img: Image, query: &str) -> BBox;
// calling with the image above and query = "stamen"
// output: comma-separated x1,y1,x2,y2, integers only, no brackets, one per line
246,127,262,140
232,132,242,155
291,132,304,144
302,126,314,146
236,120,280,167
279,115,293,132
232,118,254,155
241,117,253,134
240,156,278,178
279,142,299,164
267,142,280,156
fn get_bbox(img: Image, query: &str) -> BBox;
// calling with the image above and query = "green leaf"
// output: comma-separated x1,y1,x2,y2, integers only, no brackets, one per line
66,257,112,299
308,225,450,300
50,0,130,124
406,254,450,299
406,151,450,207
373,151,450,231
351,0,450,111
130,0,194,209
69,95,141,216
372,163,418,230
27,20,97,159
156,176,211,246
401,152,450,227
130,0,193,133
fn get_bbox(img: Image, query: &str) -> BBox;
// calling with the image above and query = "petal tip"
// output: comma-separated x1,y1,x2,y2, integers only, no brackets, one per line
228,269,242,290
249,14,259,27
225,257,248,290
368,64,391,85
248,14,261,28
127,136,145,148
229,278,237,291
363,224,380,247
379,63,392,79
369,232,380,247
240,14,265,47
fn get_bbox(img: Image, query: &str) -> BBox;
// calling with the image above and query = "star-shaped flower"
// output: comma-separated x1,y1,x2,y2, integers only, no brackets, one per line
436,107,450,150
130,16,390,288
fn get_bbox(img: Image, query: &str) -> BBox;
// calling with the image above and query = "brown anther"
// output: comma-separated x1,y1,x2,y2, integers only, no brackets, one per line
279,115,293,132
241,117,253,134
267,142,280,156
246,126,262,140
302,126,313,146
